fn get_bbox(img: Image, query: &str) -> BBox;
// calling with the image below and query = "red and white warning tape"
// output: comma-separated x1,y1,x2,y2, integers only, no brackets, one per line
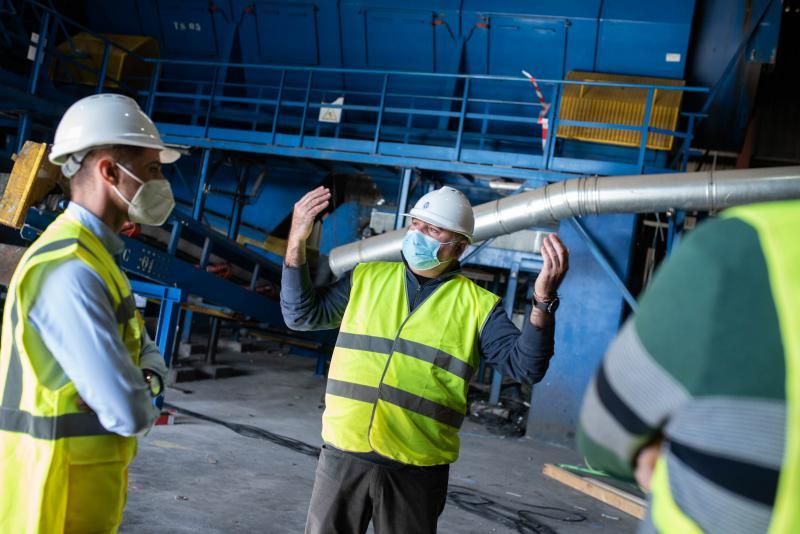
522,70,550,150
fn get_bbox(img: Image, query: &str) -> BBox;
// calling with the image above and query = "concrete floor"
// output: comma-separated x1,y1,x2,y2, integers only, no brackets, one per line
121,348,639,533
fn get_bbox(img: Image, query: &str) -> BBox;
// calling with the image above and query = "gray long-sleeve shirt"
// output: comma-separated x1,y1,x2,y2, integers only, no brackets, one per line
281,261,555,384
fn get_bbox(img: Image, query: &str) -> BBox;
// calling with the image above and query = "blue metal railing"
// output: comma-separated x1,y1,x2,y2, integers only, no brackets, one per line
15,0,711,179
129,58,709,177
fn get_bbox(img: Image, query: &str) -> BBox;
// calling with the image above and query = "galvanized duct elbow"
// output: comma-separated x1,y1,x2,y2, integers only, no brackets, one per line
328,166,800,277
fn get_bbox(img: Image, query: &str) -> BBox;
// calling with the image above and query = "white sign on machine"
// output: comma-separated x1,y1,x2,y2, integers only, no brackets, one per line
319,97,345,123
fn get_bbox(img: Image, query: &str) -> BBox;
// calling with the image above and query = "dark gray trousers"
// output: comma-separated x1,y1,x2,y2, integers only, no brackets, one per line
304,446,450,534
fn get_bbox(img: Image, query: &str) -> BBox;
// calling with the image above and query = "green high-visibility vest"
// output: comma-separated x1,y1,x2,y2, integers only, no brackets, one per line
322,261,500,466
0,211,144,533
650,200,800,533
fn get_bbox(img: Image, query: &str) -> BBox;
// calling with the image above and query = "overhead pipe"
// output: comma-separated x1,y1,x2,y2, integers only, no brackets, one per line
328,166,800,277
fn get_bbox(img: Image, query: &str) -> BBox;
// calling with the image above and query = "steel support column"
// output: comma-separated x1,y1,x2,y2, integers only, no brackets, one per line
16,11,50,153
394,168,413,230
129,280,184,368
192,148,213,221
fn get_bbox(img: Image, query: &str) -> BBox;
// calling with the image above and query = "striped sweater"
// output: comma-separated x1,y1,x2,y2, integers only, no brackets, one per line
578,215,786,533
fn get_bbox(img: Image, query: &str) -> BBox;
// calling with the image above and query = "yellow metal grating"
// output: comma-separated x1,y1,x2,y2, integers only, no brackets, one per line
50,33,159,90
237,234,320,260
557,71,685,151
0,141,61,229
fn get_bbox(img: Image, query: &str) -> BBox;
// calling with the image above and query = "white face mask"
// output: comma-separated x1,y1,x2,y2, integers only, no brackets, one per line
113,163,175,226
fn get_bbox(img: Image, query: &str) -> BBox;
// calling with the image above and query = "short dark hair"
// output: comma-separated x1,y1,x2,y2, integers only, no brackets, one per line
97,145,147,166
71,145,147,183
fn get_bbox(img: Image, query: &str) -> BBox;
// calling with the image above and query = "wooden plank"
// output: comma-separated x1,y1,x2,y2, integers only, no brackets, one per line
180,302,245,321
244,330,323,351
0,142,61,229
542,463,646,519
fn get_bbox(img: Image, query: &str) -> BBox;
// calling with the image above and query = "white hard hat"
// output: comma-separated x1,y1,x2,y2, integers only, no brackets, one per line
49,93,180,176
404,186,475,242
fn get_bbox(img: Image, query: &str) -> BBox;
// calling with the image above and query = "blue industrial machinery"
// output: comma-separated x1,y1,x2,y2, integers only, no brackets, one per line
0,0,783,443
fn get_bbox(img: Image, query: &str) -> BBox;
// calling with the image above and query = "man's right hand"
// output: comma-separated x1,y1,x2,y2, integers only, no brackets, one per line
76,396,95,414
285,186,332,267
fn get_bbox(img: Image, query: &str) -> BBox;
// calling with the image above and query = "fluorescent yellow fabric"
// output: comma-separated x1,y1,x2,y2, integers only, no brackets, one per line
726,201,800,534
323,261,499,466
0,212,144,533
650,457,704,533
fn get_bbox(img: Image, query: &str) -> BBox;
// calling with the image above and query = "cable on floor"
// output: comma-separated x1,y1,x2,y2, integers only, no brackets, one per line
164,402,321,458
447,484,586,534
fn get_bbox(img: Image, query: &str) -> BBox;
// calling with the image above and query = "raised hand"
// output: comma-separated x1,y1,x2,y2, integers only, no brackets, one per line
534,233,569,301
285,186,332,267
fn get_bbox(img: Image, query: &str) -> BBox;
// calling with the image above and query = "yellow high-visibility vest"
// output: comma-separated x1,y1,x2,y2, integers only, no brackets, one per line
322,261,499,466
0,211,144,533
650,200,800,533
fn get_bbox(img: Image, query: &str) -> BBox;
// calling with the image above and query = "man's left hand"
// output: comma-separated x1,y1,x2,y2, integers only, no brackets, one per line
534,233,569,300
635,440,662,492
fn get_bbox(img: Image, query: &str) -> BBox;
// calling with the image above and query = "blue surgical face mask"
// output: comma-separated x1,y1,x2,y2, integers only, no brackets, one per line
402,230,459,271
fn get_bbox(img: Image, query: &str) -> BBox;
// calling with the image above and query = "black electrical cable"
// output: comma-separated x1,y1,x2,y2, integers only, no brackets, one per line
447,484,586,534
166,403,587,533
163,402,321,458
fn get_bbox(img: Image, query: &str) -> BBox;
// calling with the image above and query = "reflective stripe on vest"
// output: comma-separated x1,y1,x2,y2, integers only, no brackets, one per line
0,212,144,532
322,261,499,466
0,407,112,439
650,201,800,532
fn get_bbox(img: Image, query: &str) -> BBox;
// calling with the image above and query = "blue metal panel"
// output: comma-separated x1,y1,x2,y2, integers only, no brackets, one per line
251,2,319,65
596,0,696,79
462,0,601,80
156,0,226,58
239,165,328,234
83,0,144,35
365,9,434,71
569,217,637,310
487,17,566,78
688,0,781,150
747,0,782,64
564,17,602,73
319,202,364,255
243,242,285,266
527,213,637,445
340,0,460,70
337,1,462,132
462,0,601,21
83,0,239,74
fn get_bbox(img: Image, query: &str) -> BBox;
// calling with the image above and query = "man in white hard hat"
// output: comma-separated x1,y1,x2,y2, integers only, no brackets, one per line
281,185,569,534
0,93,179,532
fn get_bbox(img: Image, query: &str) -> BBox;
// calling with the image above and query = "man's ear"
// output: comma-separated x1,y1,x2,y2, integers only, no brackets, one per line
455,240,469,257
96,156,119,187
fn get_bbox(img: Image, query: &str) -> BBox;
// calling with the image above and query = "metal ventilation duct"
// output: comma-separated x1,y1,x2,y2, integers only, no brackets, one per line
328,167,800,277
